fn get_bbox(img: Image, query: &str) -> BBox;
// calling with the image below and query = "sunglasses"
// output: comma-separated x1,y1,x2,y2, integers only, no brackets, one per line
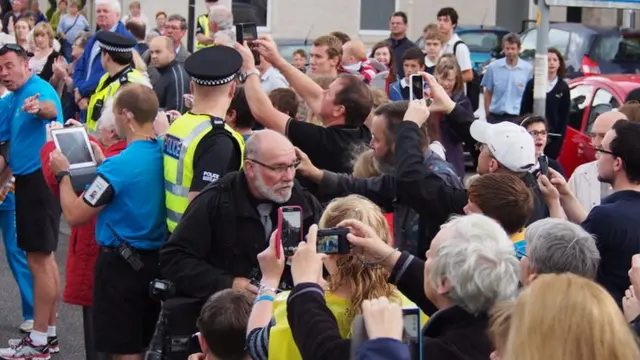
0,43,29,57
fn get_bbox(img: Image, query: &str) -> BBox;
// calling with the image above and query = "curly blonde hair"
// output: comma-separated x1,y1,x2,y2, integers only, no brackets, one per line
318,195,399,322
352,149,380,178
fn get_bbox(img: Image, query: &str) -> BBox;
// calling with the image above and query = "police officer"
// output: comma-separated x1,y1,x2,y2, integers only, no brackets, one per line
86,31,150,134
50,84,166,358
195,0,218,50
160,129,323,300
164,45,245,234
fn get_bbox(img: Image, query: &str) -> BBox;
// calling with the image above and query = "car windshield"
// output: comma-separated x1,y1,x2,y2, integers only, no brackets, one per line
458,31,503,52
592,33,640,62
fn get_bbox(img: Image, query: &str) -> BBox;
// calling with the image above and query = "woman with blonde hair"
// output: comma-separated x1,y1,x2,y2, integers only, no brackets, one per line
504,273,640,360
29,22,60,81
246,195,425,360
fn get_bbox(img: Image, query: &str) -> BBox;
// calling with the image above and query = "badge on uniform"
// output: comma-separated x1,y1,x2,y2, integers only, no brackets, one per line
163,134,182,160
83,175,111,207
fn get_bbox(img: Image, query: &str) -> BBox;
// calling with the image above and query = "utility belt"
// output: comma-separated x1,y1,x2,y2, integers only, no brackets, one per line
100,243,157,272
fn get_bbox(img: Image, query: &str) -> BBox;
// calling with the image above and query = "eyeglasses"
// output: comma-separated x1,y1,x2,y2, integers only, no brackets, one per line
595,147,616,157
528,130,548,137
247,158,300,173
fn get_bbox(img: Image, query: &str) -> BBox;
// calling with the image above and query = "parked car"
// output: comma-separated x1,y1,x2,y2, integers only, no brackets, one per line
558,74,640,177
277,39,312,65
519,23,640,77
416,26,510,71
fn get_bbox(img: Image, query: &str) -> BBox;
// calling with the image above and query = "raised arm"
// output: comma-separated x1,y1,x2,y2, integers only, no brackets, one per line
253,35,324,114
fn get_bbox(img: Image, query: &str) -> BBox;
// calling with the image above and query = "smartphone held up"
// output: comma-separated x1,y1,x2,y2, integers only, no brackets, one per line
236,22,260,66
277,206,303,258
409,74,429,101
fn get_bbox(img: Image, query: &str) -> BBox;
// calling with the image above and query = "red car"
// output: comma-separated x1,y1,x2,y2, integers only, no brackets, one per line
558,75,640,178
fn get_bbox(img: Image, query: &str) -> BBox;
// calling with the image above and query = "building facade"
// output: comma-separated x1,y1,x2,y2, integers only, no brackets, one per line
41,0,631,45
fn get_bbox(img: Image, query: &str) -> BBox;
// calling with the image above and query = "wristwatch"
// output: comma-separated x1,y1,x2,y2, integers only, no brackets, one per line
55,170,70,184
238,68,260,83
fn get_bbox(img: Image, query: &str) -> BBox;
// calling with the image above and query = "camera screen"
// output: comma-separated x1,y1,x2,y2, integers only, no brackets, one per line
317,234,340,254
281,210,301,253
242,24,257,41
402,311,421,359
411,76,424,100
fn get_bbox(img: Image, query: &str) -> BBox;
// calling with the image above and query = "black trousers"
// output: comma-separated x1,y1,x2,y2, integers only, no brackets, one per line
82,306,109,360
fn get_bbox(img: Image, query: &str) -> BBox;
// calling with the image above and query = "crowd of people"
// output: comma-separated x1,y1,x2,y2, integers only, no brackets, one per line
0,0,639,360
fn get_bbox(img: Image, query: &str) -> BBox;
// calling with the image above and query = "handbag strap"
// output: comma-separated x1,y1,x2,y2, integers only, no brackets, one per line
63,15,80,35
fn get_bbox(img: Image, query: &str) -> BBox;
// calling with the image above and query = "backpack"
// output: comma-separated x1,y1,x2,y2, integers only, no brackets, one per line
453,40,481,112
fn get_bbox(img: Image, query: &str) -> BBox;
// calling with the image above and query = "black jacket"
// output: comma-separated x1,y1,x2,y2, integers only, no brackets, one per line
153,60,190,113
520,77,570,159
395,117,548,231
287,252,493,360
159,171,323,300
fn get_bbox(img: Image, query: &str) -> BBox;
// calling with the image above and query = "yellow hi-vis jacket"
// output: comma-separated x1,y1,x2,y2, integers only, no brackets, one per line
86,67,148,132
163,114,245,232
196,14,214,51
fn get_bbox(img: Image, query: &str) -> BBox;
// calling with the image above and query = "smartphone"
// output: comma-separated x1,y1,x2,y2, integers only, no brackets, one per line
235,22,261,66
538,155,549,177
277,206,303,257
402,308,423,360
409,74,424,101
316,227,350,255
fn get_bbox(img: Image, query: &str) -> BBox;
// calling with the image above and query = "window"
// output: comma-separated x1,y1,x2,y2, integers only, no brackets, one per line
592,34,640,62
548,29,571,57
458,31,505,52
232,0,270,29
359,0,398,34
520,29,537,60
568,84,593,131
586,88,620,134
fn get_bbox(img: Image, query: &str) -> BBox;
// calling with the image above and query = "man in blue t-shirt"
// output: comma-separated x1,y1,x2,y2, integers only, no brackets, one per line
0,44,64,359
49,83,166,357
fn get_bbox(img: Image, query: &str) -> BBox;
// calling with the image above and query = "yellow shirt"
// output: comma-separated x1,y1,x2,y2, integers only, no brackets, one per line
511,228,526,259
267,290,428,360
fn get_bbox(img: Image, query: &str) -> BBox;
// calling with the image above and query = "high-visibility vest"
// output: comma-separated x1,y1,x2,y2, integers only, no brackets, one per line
163,113,245,232
86,67,148,132
196,14,214,51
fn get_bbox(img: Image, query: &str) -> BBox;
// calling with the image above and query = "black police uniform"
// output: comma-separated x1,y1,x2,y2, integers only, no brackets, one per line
160,171,323,300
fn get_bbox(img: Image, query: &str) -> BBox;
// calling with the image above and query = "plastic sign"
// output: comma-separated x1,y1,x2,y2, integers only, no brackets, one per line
546,0,640,9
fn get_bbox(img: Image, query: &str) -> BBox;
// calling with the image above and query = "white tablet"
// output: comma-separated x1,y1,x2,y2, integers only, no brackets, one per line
51,127,97,169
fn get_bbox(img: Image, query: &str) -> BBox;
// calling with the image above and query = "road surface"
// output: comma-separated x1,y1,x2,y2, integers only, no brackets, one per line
0,221,86,360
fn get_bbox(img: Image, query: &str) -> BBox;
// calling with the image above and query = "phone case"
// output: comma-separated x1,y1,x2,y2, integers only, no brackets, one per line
277,206,303,258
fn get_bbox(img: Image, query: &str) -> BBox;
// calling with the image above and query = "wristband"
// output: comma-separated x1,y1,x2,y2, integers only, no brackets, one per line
258,283,278,296
254,295,275,304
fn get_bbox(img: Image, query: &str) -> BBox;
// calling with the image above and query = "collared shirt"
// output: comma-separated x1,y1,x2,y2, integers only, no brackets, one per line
548,76,558,92
440,33,472,72
481,57,532,115
260,66,289,94
400,77,409,88
582,190,640,307
87,22,119,80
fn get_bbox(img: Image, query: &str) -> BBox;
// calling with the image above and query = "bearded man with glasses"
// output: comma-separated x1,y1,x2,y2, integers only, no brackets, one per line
160,129,323,300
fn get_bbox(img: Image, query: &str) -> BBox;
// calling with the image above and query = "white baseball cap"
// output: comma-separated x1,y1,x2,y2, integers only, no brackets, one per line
470,121,536,173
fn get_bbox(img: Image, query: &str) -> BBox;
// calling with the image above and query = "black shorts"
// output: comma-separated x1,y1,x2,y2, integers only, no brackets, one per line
93,249,160,354
14,170,61,253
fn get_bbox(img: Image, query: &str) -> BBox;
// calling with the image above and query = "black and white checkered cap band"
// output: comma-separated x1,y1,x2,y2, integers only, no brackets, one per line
98,42,134,53
191,73,236,86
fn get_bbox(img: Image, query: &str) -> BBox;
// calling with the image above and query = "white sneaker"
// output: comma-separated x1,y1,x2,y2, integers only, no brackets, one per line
17,320,33,333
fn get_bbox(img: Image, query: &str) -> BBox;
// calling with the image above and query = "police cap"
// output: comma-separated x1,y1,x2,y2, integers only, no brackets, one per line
185,46,242,87
96,31,136,53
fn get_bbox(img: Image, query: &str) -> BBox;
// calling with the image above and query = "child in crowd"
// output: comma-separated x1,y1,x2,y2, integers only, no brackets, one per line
423,24,444,73
341,40,377,84
389,47,425,101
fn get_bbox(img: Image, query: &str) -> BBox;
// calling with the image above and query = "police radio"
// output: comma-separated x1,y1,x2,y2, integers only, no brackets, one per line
106,223,144,271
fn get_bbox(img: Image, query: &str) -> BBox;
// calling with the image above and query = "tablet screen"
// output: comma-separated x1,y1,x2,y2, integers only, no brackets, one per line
52,129,95,168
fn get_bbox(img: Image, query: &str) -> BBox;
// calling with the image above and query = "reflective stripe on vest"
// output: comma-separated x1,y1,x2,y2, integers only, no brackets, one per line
196,15,213,51
86,69,147,132
164,115,245,232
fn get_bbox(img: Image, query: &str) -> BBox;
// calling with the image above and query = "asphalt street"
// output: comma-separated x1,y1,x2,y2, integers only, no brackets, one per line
0,221,86,360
